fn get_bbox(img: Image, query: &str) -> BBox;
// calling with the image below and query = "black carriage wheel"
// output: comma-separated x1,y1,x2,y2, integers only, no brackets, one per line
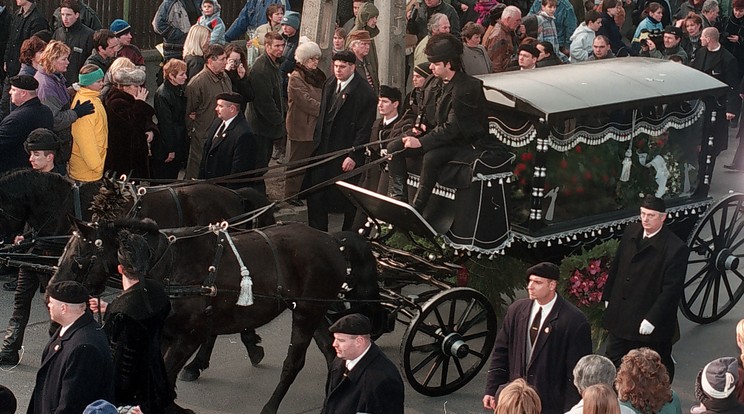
400,287,497,396
681,193,744,324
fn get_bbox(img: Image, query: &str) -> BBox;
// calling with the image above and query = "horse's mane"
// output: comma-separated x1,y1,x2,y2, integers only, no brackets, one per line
90,178,132,221
0,169,71,200
108,217,161,236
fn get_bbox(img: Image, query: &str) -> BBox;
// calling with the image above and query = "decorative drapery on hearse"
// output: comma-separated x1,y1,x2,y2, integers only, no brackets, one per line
478,58,729,252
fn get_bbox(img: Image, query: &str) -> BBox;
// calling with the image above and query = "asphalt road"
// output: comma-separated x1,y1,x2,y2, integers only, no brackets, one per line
0,136,743,414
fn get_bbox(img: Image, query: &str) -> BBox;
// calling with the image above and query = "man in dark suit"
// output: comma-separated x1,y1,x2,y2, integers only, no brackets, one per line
602,195,688,381
387,33,488,211
199,92,256,188
302,49,377,231
691,27,740,172
0,75,53,173
484,262,592,414
321,313,404,414
27,281,114,414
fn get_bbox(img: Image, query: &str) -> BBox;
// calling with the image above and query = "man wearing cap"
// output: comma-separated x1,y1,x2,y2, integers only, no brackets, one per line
52,0,94,87
484,262,592,414
602,195,688,381
302,49,376,231
109,19,144,66
247,31,284,191
322,313,404,414
641,25,688,63
694,357,744,413
185,43,232,179
27,281,114,414
25,128,65,174
349,30,379,92
0,74,53,173
199,92,256,185
386,33,488,212
513,43,540,70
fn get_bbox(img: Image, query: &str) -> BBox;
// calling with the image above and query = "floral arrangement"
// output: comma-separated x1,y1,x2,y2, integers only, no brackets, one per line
559,239,620,350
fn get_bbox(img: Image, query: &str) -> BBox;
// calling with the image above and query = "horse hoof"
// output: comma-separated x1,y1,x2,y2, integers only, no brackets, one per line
248,345,264,366
179,367,202,382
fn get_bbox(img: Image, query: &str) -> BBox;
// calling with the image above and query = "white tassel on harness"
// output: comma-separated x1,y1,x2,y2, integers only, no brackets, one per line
620,110,638,183
217,222,254,306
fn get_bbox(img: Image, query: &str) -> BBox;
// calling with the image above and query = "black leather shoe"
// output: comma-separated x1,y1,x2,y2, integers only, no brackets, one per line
0,352,19,365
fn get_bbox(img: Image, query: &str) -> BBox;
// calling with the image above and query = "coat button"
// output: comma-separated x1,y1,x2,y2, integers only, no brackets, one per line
626,278,630,281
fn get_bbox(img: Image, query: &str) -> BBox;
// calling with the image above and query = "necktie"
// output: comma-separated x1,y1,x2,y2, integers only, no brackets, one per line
212,122,226,144
529,307,542,346
365,65,375,90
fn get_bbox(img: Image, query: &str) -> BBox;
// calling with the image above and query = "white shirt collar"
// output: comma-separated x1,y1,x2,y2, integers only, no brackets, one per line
221,113,238,129
643,226,663,239
337,73,355,94
383,114,399,126
530,292,558,330
345,342,372,372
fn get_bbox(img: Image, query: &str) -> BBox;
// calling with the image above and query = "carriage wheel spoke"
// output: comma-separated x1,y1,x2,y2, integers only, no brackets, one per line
416,324,443,339
455,299,476,332
433,308,447,332
688,258,710,265
721,269,735,302
712,268,721,313
422,355,444,386
453,355,465,377
411,342,438,353
685,264,710,289
458,309,487,334
447,298,457,330
733,269,744,284
692,236,715,255
724,205,743,244
461,330,489,341
440,355,450,386
411,349,441,375
468,348,486,359
728,224,744,250
698,269,716,317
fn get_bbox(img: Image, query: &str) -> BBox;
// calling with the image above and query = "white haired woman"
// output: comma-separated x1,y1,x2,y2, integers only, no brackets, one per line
284,40,326,206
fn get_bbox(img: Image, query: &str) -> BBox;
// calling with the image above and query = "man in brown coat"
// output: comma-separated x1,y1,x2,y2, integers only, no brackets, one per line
483,5,522,72
184,43,232,178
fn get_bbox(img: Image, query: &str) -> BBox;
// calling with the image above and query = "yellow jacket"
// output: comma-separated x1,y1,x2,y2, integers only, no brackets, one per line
69,87,108,182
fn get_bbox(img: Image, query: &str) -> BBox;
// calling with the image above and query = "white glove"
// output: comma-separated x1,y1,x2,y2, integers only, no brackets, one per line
639,319,655,335
604,301,608,309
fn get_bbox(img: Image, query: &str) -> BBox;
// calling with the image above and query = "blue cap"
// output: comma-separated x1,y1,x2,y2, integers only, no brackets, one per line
109,19,131,36
281,11,300,30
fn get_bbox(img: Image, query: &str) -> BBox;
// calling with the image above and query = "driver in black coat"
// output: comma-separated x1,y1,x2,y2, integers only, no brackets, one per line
321,313,404,414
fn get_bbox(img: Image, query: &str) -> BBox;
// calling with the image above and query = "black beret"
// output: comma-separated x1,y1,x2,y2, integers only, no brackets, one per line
518,44,540,58
9,75,38,91
329,313,372,335
25,128,60,152
332,49,357,64
379,85,402,103
425,33,463,63
664,25,684,38
33,29,53,43
216,92,244,105
526,262,560,281
414,62,432,78
641,194,666,212
47,281,89,304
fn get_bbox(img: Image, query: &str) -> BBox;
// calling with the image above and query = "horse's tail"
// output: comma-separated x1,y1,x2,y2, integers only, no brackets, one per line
233,187,276,227
332,232,388,333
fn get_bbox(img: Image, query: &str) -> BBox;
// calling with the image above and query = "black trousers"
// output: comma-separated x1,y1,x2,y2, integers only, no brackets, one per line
306,188,356,232
605,333,675,382
254,134,274,194
387,139,457,206
1,267,53,354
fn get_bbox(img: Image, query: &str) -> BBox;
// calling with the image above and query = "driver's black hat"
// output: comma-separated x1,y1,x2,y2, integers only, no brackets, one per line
25,128,60,153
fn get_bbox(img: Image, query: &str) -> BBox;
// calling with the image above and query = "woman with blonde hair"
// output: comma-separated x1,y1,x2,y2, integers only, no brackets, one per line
183,24,211,79
583,384,622,414
153,59,188,178
494,379,542,414
69,64,108,182
616,348,682,414
35,40,95,166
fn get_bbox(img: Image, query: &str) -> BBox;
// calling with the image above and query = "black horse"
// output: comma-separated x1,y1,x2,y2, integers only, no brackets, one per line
53,218,379,414
0,169,275,373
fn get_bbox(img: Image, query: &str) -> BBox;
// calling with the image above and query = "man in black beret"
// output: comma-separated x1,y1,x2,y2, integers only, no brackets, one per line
25,128,65,174
602,194,687,381
515,44,540,70
321,314,404,414
640,25,689,63
198,91,257,188
301,48,377,231
27,281,114,414
386,33,488,212
0,75,53,173
484,262,592,414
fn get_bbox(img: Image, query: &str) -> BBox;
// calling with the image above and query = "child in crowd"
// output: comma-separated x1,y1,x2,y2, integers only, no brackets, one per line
69,64,108,182
197,0,226,45
570,9,603,62
536,0,570,61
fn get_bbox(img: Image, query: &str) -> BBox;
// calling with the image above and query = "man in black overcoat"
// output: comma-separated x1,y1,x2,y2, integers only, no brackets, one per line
27,281,114,414
386,33,488,211
602,195,688,381
691,27,740,167
484,262,592,414
199,92,257,188
0,75,53,173
302,49,376,231
321,313,404,414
